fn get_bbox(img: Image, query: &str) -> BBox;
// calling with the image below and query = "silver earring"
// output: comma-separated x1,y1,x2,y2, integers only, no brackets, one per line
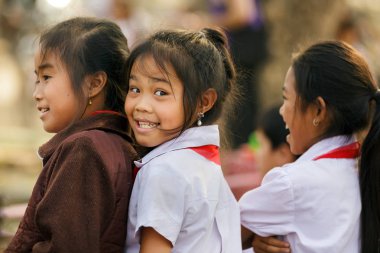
197,112,204,126
313,118,319,127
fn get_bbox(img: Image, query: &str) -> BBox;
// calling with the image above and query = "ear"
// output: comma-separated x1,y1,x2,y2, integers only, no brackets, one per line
313,96,328,122
87,71,107,98
198,88,218,113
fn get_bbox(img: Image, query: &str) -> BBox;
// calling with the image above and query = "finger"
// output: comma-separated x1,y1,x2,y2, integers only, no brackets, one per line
262,245,290,253
254,248,265,253
252,245,265,253
265,237,290,248
253,239,290,253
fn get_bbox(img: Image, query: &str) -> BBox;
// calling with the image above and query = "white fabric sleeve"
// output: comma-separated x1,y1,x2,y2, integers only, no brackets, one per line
135,162,188,246
239,167,296,236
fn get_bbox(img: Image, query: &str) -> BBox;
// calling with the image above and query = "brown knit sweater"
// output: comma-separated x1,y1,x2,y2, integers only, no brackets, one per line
5,113,138,253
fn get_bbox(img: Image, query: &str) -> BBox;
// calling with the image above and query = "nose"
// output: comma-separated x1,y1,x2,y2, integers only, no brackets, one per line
33,84,42,101
134,93,153,113
279,103,284,117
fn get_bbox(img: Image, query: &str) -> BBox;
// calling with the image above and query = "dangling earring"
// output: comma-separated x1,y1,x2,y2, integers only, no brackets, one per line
313,118,319,127
197,112,204,126
88,97,92,105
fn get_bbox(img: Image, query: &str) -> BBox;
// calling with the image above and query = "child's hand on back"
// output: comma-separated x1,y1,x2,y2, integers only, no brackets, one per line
252,234,290,253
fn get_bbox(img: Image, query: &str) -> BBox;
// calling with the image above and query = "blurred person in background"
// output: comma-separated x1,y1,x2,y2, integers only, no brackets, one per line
254,105,298,179
223,104,297,201
335,10,379,83
208,0,268,149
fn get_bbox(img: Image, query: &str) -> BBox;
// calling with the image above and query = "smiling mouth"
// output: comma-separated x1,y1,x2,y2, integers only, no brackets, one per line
137,121,159,129
38,107,49,114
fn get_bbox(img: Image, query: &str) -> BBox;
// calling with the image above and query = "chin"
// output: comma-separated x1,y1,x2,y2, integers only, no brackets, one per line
136,138,159,148
43,126,55,133
43,124,63,134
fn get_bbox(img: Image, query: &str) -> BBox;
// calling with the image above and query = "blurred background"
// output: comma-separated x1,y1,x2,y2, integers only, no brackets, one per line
1,0,380,249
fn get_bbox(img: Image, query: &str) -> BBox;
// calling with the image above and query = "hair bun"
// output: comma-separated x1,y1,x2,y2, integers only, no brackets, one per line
372,89,380,103
200,28,235,84
200,28,228,49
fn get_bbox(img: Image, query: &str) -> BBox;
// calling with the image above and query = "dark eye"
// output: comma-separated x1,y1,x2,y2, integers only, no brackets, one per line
42,75,51,81
129,87,139,94
154,90,167,96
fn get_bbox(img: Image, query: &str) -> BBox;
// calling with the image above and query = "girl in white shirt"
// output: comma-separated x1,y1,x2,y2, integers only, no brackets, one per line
124,28,241,253
239,41,380,253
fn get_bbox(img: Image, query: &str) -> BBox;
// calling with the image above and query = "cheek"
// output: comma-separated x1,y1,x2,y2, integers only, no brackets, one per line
284,106,293,122
124,99,134,115
167,103,185,123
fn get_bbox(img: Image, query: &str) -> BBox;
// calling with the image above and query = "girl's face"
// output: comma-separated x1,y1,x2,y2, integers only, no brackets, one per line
33,50,79,133
125,55,185,147
279,67,319,155
255,129,279,177
255,129,295,177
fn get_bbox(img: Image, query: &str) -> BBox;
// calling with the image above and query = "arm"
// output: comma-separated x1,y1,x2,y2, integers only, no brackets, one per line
239,168,295,237
5,209,42,253
134,161,187,248
252,234,290,253
242,225,254,249
32,138,115,253
242,225,290,253
140,227,172,253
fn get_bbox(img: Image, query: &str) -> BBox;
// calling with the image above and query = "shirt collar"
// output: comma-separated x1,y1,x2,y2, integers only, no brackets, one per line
38,113,132,159
295,135,357,163
135,125,220,168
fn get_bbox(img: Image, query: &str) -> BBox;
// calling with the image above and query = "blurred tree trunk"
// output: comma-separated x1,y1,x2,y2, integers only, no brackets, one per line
259,0,347,109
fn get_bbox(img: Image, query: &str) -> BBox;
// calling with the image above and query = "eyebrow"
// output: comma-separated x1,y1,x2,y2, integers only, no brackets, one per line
150,75,171,84
34,63,54,75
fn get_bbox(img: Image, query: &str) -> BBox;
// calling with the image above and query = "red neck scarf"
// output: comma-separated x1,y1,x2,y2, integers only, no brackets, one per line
313,142,360,161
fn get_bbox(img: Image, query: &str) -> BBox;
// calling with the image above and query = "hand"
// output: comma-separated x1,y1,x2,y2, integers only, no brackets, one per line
252,234,290,253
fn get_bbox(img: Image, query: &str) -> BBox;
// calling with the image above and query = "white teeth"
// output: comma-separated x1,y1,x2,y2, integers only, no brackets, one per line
40,108,49,113
285,125,289,130
138,122,157,129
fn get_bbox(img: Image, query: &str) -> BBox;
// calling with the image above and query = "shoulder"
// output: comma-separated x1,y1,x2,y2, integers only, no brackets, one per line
136,148,225,202
49,129,135,172
63,129,116,144
62,129,134,155
142,148,221,178
280,158,353,183
261,160,319,193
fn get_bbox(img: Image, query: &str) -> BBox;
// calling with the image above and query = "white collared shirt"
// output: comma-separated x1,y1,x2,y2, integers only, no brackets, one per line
239,135,361,253
125,125,241,253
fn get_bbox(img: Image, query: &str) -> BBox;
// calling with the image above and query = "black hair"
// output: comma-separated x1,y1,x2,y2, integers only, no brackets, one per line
124,28,237,145
258,105,289,149
38,17,130,113
292,40,379,252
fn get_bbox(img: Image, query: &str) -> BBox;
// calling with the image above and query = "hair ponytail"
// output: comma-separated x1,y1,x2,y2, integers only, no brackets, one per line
360,90,380,253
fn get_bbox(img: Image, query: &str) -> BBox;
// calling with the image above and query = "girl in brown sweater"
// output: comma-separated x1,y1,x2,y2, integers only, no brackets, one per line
5,17,137,253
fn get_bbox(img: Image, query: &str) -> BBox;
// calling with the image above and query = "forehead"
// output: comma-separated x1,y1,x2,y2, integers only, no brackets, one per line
132,54,178,78
34,48,64,71
283,67,296,92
